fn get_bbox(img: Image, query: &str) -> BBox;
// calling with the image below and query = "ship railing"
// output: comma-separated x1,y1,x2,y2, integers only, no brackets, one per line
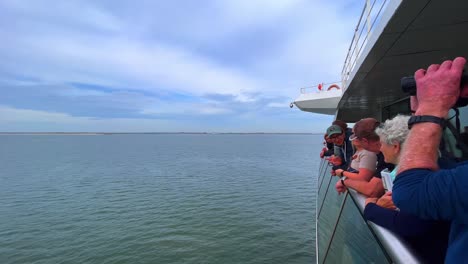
341,0,390,90
299,81,343,94
316,158,421,263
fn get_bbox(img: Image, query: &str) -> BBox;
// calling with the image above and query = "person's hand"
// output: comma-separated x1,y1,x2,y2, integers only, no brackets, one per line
365,197,378,206
414,57,466,117
325,155,334,163
326,155,342,166
320,148,326,158
376,191,396,210
335,169,344,177
335,180,347,194
332,156,342,166
410,96,419,113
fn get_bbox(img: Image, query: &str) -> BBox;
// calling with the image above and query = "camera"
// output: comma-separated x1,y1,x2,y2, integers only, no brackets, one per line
401,72,468,108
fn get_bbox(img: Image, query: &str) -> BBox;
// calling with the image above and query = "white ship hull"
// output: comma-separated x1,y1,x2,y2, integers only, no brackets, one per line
293,89,342,115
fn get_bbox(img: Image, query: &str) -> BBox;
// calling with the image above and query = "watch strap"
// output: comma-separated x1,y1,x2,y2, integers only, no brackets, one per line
340,176,347,186
408,115,446,129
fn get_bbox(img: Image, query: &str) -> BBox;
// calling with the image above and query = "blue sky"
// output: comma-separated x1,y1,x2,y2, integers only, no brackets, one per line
0,0,361,132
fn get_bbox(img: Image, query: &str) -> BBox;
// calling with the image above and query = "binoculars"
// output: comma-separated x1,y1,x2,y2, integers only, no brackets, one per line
401,72,468,108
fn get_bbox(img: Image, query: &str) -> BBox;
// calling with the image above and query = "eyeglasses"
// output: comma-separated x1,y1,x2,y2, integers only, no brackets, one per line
329,134,340,139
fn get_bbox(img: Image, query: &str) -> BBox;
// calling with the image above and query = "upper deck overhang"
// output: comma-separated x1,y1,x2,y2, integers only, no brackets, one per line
337,0,468,122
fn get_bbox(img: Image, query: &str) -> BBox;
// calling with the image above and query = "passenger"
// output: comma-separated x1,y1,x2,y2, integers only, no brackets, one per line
332,120,353,137
320,133,334,158
332,120,354,161
333,125,377,181
458,126,468,159
335,118,394,197
393,57,468,262
363,115,450,263
325,124,353,170
460,126,468,145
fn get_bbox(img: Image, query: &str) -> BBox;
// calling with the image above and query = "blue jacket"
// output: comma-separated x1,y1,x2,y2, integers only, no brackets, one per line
393,162,468,263
364,203,449,263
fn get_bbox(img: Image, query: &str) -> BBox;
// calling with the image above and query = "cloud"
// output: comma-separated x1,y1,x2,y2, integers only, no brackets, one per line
1,0,123,32
0,105,333,133
0,105,185,132
140,103,232,116
1,32,263,99
0,0,362,132
267,102,291,108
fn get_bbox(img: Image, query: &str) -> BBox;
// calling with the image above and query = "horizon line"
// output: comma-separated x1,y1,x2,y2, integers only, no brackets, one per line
0,132,324,135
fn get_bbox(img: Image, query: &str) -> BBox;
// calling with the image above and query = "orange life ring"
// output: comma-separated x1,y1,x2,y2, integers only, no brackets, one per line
327,84,340,91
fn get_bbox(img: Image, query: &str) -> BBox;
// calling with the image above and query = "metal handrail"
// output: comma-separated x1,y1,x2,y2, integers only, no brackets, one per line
347,189,421,264
317,159,421,263
340,0,389,90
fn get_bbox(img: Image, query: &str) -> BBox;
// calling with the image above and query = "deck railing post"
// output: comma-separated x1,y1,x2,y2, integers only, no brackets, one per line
366,0,372,36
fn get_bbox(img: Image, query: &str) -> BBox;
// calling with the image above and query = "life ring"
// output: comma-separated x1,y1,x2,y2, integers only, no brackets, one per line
327,84,340,91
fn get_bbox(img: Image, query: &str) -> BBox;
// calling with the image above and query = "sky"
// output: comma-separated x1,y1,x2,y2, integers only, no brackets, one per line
0,0,362,133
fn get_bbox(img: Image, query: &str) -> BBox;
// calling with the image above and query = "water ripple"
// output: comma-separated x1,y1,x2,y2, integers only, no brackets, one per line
0,134,322,264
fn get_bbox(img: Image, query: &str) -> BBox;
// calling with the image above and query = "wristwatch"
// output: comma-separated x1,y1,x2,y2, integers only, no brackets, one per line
408,115,446,129
340,176,347,186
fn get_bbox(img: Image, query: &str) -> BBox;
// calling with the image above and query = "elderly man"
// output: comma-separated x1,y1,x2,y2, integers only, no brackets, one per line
325,124,353,171
393,57,468,262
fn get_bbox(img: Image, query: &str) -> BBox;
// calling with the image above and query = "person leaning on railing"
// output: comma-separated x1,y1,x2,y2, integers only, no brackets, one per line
320,133,335,158
321,120,352,159
335,118,394,197
325,124,354,172
333,125,377,182
393,57,468,263
363,115,450,263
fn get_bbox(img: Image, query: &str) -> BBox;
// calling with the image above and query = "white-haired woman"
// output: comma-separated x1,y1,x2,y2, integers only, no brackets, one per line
375,114,410,181
364,115,450,263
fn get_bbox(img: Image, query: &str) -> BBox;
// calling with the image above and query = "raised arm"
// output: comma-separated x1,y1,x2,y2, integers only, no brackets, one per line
398,57,466,173
336,177,384,198
394,57,468,223
341,168,374,181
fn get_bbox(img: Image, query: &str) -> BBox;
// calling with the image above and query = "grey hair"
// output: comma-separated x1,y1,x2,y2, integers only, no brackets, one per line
375,115,411,146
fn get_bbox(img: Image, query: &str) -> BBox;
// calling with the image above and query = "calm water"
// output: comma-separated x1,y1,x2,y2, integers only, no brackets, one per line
0,134,322,264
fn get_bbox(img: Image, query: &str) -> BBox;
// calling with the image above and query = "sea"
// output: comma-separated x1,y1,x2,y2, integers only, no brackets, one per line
0,134,323,264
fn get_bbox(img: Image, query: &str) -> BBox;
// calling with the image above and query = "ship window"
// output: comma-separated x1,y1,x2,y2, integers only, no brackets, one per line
442,106,468,161
380,98,468,161
381,97,411,121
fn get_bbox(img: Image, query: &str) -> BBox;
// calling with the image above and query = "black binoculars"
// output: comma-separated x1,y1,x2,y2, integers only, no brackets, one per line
401,72,468,108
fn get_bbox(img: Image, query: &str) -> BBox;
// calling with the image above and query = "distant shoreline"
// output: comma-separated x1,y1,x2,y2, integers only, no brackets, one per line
0,132,322,135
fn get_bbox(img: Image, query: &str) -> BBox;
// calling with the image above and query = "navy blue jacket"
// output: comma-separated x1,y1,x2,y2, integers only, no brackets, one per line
364,203,449,263
393,162,468,263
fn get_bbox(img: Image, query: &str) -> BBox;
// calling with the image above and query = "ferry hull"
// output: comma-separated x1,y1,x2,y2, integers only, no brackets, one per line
294,90,342,115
